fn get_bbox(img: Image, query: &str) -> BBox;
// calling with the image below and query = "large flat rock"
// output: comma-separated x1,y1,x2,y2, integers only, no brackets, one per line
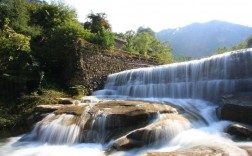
82,100,179,143
217,94,252,125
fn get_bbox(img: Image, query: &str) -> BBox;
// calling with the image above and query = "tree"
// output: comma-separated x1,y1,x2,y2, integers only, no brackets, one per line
137,26,156,38
121,30,136,52
0,0,40,37
0,19,31,72
84,12,114,49
84,12,111,33
150,40,173,64
30,1,90,85
0,19,40,96
247,36,252,48
29,1,77,35
133,32,152,56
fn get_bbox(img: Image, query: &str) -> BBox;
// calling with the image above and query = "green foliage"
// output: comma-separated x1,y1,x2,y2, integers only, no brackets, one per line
137,26,156,38
173,55,192,62
0,0,41,37
84,12,111,33
133,32,152,56
214,46,231,55
27,89,68,105
30,2,91,85
117,27,173,63
30,1,76,35
0,21,31,87
84,12,114,49
150,41,173,64
213,35,252,55
116,30,136,53
88,28,115,49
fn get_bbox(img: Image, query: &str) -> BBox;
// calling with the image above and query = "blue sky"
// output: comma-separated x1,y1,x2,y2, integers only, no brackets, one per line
48,0,252,33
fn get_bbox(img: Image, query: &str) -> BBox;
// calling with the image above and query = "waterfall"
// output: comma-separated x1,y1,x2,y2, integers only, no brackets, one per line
21,114,81,144
2,49,252,156
94,49,252,102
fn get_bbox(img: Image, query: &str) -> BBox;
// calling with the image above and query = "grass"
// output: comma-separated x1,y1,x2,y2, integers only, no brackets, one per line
0,87,70,130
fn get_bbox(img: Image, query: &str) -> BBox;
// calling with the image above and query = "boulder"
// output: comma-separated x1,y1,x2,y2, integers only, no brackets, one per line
226,124,252,140
31,100,183,147
142,146,227,156
107,114,190,152
82,100,178,143
217,94,252,125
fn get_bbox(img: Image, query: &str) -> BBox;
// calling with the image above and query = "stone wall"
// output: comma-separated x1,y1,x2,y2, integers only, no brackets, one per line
67,41,159,94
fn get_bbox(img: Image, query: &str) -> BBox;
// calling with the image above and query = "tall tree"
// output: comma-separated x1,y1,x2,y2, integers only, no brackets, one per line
84,12,111,33
137,26,156,38
84,12,114,49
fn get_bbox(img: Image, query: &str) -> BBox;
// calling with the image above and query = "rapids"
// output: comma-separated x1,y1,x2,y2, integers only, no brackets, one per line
1,49,252,156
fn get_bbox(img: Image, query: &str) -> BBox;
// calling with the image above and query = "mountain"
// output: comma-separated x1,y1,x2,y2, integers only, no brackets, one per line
157,20,252,58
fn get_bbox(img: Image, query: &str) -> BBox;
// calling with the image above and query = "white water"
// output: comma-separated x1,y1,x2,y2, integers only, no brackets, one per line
1,49,252,155
1,98,252,156
94,49,252,102
21,114,81,144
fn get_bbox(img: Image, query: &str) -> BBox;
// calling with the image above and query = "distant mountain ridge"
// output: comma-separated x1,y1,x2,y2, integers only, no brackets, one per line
157,20,252,58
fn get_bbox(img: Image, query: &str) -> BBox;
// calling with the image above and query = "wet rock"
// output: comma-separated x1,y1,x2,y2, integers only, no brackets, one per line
57,98,74,104
28,104,87,126
217,94,252,125
142,146,227,156
83,100,178,143
35,104,65,113
240,146,252,156
31,100,183,147
89,100,177,129
226,124,252,140
54,105,87,116
107,114,190,152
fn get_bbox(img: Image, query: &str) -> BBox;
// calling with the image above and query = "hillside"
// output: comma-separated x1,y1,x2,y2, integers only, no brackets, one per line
157,20,252,58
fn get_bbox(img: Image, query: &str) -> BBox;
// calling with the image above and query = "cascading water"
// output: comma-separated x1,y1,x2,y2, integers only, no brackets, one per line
94,49,252,102
20,114,81,144
1,49,252,156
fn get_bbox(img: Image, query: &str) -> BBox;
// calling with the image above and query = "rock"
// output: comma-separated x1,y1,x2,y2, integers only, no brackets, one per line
240,146,252,156
226,124,252,140
217,94,252,125
57,98,74,104
142,146,227,156
88,100,177,130
31,100,183,148
82,100,178,143
54,105,87,116
35,104,65,113
28,104,87,127
107,114,190,152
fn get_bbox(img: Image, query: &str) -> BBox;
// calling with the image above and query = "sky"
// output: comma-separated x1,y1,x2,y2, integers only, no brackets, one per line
49,0,252,33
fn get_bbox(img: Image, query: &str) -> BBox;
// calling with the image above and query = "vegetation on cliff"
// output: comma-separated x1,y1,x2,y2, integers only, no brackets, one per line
116,27,173,64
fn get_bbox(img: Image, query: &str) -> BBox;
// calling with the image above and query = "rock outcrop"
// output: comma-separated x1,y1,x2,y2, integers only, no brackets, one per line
108,115,190,152
217,94,252,125
30,100,189,151
82,100,179,143
226,124,252,140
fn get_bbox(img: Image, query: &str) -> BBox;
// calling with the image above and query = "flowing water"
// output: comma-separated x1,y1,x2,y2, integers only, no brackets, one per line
1,49,252,156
